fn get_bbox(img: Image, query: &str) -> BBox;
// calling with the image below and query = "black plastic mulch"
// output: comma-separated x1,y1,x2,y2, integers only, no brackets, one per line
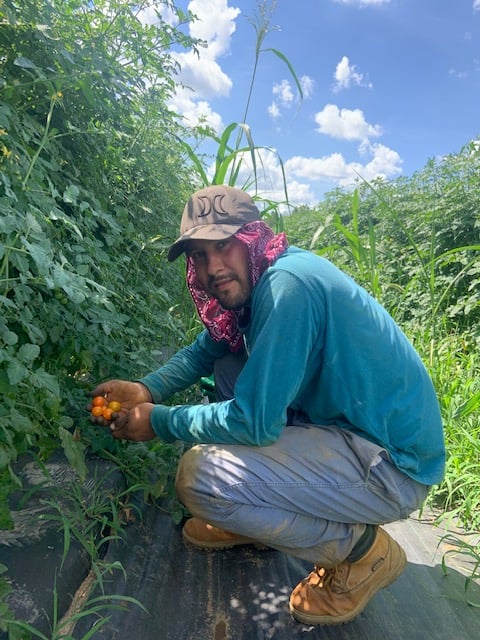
2,454,479,640
74,498,479,639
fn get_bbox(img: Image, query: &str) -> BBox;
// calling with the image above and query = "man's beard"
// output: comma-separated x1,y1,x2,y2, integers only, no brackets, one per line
209,274,251,310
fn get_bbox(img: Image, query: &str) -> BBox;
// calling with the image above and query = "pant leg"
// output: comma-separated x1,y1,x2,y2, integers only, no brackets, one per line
176,424,428,566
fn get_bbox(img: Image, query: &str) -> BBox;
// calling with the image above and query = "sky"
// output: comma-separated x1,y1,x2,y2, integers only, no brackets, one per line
142,0,480,209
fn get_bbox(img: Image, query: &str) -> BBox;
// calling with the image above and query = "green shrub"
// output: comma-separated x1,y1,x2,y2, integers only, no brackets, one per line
0,0,198,521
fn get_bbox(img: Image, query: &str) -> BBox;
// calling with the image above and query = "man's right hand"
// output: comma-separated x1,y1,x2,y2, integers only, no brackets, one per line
89,380,153,425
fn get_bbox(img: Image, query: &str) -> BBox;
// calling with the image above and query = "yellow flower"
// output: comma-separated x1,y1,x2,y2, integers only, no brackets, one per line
1,143,11,157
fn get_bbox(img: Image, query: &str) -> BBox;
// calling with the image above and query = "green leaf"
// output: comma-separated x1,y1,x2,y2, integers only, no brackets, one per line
6,361,27,385
17,343,40,365
63,184,80,204
0,371,12,394
1,331,17,346
263,47,304,100
13,56,37,69
454,392,480,419
21,240,50,276
31,369,59,396
10,409,34,433
178,139,209,185
59,427,87,481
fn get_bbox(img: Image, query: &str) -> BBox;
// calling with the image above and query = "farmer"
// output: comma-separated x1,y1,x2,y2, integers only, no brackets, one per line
91,185,445,625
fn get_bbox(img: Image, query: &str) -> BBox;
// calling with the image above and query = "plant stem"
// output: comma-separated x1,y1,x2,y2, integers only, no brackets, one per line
22,96,57,190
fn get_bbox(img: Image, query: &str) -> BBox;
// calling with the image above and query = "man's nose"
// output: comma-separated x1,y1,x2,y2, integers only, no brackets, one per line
207,251,224,274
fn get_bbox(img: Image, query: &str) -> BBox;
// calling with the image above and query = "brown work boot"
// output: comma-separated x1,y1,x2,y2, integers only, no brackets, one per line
289,527,407,625
182,517,265,550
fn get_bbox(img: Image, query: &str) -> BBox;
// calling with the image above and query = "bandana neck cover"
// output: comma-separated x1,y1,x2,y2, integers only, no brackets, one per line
186,221,288,352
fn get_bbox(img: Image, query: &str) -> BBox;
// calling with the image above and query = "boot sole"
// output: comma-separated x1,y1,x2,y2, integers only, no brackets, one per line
289,545,407,626
182,528,268,551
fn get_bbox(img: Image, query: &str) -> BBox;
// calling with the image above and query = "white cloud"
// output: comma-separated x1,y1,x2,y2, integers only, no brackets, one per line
137,3,178,26
300,75,315,99
273,79,295,106
169,87,225,131
287,153,354,182
333,56,372,92
174,50,233,98
268,76,313,122
314,104,383,141
210,148,316,209
285,142,402,187
359,141,403,178
251,149,317,207
187,0,240,59
474,1,480,12
268,102,281,119
225,143,401,209
164,0,241,131
281,180,318,207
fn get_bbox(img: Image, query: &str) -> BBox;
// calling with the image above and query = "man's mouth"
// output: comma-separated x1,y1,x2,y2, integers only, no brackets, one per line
210,275,237,291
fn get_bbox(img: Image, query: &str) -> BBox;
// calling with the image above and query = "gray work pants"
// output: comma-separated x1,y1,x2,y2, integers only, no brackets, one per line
175,352,428,566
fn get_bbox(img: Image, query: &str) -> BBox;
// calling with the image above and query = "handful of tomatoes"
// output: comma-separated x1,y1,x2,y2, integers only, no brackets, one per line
90,396,122,422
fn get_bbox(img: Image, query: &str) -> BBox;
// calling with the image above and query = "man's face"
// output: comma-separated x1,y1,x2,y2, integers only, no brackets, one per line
186,236,251,310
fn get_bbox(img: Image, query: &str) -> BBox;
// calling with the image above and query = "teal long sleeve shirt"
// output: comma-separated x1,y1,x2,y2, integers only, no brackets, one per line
141,247,445,486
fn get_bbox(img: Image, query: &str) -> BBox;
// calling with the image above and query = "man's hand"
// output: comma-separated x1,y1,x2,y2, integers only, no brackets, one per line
109,403,156,441
89,379,154,428
90,379,153,408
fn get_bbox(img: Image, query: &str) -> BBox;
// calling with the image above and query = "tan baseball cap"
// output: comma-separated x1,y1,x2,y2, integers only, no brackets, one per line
167,185,260,261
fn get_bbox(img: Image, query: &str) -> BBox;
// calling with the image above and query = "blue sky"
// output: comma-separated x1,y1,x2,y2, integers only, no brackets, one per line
142,0,480,208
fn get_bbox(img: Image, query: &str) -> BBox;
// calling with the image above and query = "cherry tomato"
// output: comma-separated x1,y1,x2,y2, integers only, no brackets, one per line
91,405,104,417
102,407,114,421
107,401,122,412
92,396,106,407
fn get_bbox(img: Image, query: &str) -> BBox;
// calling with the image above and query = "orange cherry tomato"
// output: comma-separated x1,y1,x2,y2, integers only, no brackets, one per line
102,407,114,421
107,401,122,412
92,396,106,407
91,405,104,417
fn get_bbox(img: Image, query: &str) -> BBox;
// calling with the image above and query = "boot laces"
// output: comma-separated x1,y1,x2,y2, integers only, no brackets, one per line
312,564,346,592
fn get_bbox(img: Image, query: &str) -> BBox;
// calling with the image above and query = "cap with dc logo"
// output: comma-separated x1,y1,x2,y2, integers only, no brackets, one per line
167,185,260,261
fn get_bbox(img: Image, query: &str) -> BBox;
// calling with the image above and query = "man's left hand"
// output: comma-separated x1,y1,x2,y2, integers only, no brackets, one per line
110,403,156,441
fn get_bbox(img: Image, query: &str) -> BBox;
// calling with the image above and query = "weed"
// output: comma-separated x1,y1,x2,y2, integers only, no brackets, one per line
439,534,480,607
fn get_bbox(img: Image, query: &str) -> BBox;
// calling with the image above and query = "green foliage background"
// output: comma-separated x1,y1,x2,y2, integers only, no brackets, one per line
0,0,200,521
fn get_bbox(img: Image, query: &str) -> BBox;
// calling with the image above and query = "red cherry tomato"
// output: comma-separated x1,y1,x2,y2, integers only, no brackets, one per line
102,407,114,421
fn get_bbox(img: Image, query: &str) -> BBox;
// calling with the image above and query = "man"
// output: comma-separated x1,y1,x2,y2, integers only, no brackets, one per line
92,184,445,626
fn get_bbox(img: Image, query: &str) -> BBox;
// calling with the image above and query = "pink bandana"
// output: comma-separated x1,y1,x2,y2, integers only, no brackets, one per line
186,221,288,351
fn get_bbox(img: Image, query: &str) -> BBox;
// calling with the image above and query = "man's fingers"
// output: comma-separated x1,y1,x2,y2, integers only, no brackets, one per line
109,421,124,439
90,383,109,398
110,411,128,436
